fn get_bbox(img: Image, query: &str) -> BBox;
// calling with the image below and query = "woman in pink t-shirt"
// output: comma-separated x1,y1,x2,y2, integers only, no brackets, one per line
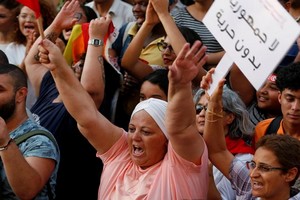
94,40,209,199
37,5,209,198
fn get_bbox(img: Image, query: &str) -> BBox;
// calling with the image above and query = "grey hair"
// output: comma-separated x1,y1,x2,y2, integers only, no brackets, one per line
193,86,254,139
193,88,206,106
222,86,254,139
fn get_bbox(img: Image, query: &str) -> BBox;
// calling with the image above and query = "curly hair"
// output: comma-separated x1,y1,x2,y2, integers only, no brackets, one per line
256,134,300,185
276,62,300,92
14,0,57,44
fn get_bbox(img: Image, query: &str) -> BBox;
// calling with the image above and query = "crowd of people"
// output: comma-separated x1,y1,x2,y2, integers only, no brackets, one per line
0,0,300,199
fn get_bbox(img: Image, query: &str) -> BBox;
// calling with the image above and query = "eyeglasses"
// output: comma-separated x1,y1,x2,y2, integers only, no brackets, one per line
17,13,36,21
157,41,174,53
196,104,207,114
246,161,287,173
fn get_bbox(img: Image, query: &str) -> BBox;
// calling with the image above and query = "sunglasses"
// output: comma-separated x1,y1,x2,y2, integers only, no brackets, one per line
196,104,207,114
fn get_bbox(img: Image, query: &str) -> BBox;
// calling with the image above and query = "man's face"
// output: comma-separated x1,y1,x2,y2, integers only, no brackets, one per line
279,89,300,126
0,75,16,121
256,80,281,112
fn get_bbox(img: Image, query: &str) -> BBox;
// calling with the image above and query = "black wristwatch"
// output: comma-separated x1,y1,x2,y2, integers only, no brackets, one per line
88,38,103,47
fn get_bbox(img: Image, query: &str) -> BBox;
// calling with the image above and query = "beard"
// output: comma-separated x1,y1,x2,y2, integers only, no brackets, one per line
0,95,16,121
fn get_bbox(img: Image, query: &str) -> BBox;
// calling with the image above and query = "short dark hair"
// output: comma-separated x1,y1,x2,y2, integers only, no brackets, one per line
81,5,97,22
256,134,300,185
276,62,300,92
178,26,202,46
142,69,169,97
0,64,27,91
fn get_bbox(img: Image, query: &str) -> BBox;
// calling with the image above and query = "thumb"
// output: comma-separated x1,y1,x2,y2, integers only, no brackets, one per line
40,39,56,52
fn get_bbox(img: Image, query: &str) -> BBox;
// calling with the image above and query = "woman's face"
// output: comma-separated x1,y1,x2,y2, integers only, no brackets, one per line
63,7,88,41
195,94,208,135
159,37,177,67
139,81,167,102
132,0,148,27
18,6,38,37
0,5,17,34
128,110,168,169
250,147,292,199
195,94,231,135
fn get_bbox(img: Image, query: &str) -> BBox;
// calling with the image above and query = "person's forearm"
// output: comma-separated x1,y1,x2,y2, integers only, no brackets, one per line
1,142,49,199
50,58,99,127
204,104,227,152
121,23,154,69
229,64,255,106
206,51,225,65
80,45,105,109
203,108,234,178
167,82,195,134
158,13,186,55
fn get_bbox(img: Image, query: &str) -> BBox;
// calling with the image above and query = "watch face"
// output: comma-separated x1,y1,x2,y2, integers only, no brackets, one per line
89,39,103,46
94,39,100,46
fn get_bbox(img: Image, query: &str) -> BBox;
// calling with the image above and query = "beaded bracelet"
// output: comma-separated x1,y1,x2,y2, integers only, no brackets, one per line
0,138,13,151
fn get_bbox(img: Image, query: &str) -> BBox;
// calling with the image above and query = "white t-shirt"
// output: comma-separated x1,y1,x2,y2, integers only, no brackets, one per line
0,43,11,53
85,0,135,30
5,43,26,65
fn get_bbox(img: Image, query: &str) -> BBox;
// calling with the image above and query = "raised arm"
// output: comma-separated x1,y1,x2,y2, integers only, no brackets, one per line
25,0,79,97
228,63,255,107
150,0,207,83
37,36,123,154
79,17,111,109
206,51,226,69
201,69,234,179
121,3,159,80
150,0,185,55
166,41,207,164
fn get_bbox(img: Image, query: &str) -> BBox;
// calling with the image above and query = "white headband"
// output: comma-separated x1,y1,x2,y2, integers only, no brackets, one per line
131,98,168,139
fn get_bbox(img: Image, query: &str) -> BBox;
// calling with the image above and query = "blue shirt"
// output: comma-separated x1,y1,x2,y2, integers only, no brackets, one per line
0,118,59,199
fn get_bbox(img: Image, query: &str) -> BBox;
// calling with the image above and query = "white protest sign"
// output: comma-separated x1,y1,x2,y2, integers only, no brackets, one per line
203,0,300,94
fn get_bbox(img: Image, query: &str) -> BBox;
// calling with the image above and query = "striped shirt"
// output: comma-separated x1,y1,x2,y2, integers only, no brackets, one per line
248,102,266,126
172,7,223,53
